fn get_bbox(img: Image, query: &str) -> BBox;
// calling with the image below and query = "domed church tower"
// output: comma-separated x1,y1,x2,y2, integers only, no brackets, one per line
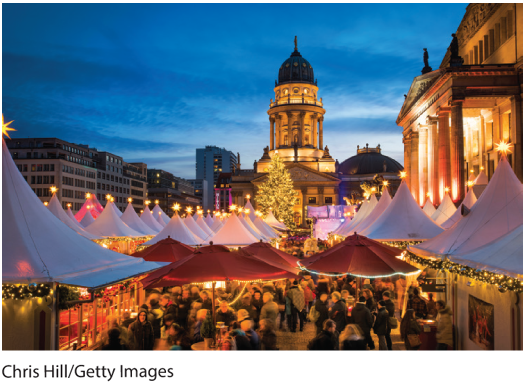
257,37,334,173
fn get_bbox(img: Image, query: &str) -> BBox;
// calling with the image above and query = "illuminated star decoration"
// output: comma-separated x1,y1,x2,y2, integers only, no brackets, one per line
106,194,112,201
2,115,16,139
128,197,133,203
426,192,431,198
383,180,389,187
155,200,159,205
399,171,407,179
495,141,512,155
186,206,193,214
172,203,181,212
229,204,237,212
246,194,251,200
85,192,92,199
67,203,72,208
50,186,58,194
444,187,450,193
145,200,151,205
467,181,474,187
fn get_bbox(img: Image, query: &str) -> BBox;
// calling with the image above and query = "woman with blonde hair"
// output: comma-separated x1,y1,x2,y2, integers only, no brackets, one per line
339,324,367,350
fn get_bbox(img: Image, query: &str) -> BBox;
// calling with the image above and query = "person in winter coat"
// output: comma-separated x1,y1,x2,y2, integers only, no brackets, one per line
373,300,389,350
216,300,236,327
426,293,438,318
307,319,338,350
363,289,377,314
121,312,135,330
200,290,213,311
128,309,155,350
238,294,257,319
348,296,375,350
260,292,279,324
167,323,192,350
192,309,208,343
406,288,428,319
435,300,453,350
258,319,278,350
286,280,305,332
395,277,407,312
175,289,192,331
400,309,422,350
102,328,129,350
160,294,177,318
239,314,259,350
274,281,287,330
329,292,347,333
314,293,330,335
339,324,367,350
301,281,314,313
382,291,396,350
316,275,330,297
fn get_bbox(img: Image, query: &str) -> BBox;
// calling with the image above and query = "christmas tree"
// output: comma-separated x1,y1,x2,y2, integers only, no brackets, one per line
256,154,297,229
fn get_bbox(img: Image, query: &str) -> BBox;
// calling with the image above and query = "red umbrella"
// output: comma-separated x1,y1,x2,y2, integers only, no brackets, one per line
243,241,299,269
195,244,230,253
131,237,194,263
302,233,419,277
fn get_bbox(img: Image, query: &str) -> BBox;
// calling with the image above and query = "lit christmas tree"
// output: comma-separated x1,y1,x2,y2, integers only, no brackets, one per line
256,154,297,229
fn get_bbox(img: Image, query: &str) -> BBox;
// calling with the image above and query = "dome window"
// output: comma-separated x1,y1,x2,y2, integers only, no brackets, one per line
283,89,289,95
293,87,300,93
304,88,309,94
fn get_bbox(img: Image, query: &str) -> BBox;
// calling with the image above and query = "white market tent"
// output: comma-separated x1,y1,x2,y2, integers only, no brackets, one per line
240,213,267,241
208,213,259,247
254,216,278,238
448,225,523,279
143,213,204,246
141,206,165,232
75,195,102,221
264,210,289,231
244,199,257,222
110,201,123,217
360,181,444,241
205,213,214,227
84,201,144,238
354,189,392,234
47,193,101,240
196,215,214,236
430,193,456,225
152,204,171,225
155,212,167,228
80,210,96,227
472,170,489,198
422,198,437,218
67,206,84,228
338,194,378,236
184,214,210,241
121,202,158,236
441,188,478,230
2,138,162,287
210,215,224,232
409,155,523,258
192,212,199,221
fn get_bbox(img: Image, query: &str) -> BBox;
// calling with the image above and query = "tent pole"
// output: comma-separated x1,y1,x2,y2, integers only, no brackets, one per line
212,282,217,326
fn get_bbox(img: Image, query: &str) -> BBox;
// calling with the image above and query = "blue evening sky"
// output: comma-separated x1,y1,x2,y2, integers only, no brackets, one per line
2,3,467,179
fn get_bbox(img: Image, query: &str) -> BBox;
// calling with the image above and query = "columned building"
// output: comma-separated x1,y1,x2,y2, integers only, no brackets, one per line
398,3,523,206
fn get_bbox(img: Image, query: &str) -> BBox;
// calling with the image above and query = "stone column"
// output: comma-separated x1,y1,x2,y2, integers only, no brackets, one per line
410,130,420,204
427,116,439,204
319,117,324,149
286,112,295,146
403,134,412,190
301,187,307,226
450,101,465,202
311,114,318,149
269,115,275,150
418,125,428,204
275,115,281,148
437,107,452,202
317,186,324,207
510,95,523,181
299,112,306,146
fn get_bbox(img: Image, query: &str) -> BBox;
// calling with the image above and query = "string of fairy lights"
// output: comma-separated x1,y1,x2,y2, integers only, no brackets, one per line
2,283,52,300
406,252,523,293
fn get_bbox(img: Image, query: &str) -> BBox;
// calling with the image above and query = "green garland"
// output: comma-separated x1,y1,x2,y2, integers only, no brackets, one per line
406,252,523,293
2,283,51,300
57,285,81,310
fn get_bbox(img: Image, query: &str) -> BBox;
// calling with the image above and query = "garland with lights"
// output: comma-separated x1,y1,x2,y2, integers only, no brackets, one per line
297,261,421,279
406,252,523,293
2,283,51,301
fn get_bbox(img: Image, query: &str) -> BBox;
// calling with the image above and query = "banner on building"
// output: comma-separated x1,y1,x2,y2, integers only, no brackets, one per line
468,294,494,350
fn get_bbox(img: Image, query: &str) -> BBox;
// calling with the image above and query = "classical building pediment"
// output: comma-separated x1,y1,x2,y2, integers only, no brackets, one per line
397,71,443,124
252,163,340,185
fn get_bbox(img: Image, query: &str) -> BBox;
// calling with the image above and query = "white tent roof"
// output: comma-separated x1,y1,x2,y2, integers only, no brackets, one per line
84,201,144,238
205,213,214,227
110,202,123,217
253,216,278,238
441,188,478,230
192,212,199,221
155,212,167,227
210,216,224,232
448,225,523,279
196,215,214,236
474,170,489,185
184,214,211,241
47,193,101,240
260,216,278,236
422,198,436,218
2,138,162,286
430,193,456,225
409,155,523,258
208,213,259,246
264,210,288,230
141,206,165,232
75,195,102,221
121,203,158,235
354,190,392,234
244,199,257,222
144,213,203,246
361,181,444,241
240,213,267,241
67,207,84,228
152,204,170,225
80,210,95,227
338,194,378,236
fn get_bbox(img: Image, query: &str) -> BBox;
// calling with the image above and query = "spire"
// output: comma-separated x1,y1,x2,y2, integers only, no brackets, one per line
294,36,298,51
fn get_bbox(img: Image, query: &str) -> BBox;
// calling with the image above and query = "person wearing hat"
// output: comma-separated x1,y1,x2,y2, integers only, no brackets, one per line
348,296,375,350
238,311,259,350
373,300,389,350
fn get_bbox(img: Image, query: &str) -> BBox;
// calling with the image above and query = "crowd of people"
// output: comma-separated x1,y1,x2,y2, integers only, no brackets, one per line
99,271,453,351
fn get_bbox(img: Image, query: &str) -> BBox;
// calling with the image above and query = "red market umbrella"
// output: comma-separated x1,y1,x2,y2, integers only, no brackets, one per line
131,237,194,263
243,241,299,269
195,244,230,253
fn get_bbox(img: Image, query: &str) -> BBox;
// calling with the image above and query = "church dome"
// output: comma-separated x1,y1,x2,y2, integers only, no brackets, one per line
278,49,315,85
339,145,404,175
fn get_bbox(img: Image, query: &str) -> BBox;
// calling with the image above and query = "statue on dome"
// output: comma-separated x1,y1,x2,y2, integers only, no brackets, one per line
294,36,298,51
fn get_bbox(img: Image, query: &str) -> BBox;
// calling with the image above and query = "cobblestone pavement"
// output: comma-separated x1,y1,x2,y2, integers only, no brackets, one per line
275,312,406,351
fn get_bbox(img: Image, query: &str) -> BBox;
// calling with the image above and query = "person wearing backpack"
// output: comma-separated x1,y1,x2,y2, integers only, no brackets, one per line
313,293,329,335
382,291,396,350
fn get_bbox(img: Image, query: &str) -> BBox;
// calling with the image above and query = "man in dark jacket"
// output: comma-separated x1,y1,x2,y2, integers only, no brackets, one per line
160,294,177,318
128,309,155,350
176,289,192,331
286,281,305,332
373,300,389,350
382,291,396,350
314,293,330,335
407,288,428,318
329,292,347,333
349,296,375,350
307,319,338,350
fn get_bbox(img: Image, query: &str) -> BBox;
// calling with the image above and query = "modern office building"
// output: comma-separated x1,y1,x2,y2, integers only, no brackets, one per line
147,169,201,215
195,146,237,210
124,162,148,212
